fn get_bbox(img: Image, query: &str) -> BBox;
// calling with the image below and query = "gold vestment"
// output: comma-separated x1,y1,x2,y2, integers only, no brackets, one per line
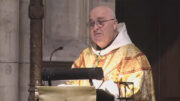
67,44,156,101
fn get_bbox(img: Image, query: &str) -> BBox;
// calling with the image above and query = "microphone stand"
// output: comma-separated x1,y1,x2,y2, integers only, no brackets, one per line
48,46,63,86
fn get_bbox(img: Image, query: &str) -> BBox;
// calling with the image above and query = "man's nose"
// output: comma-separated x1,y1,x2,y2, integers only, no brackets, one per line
93,23,100,31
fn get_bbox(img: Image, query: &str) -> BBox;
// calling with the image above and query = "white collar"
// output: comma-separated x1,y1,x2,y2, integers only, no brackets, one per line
91,22,132,56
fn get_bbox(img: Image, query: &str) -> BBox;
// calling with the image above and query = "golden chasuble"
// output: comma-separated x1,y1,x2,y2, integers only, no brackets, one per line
68,44,155,101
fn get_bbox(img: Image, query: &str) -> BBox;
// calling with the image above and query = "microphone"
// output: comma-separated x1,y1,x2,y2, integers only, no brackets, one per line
50,46,63,62
47,46,63,86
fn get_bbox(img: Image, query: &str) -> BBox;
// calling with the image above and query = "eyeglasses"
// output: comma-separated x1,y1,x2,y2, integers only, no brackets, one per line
89,19,115,28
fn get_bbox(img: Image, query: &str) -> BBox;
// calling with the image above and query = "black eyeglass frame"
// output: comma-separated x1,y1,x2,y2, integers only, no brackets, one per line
89,19,115,28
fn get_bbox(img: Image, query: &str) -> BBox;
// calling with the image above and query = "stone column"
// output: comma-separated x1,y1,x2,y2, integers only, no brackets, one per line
0,0,19,101
28,0,43,101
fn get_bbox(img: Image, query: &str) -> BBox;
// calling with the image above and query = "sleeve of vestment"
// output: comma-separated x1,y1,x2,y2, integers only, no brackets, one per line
117,54,156,101
66,51,88,86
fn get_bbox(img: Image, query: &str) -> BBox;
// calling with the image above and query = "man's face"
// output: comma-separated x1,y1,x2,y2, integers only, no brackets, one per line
89,7,117,49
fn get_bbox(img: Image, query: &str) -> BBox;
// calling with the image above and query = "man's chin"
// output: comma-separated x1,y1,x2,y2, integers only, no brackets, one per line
96,43,106,49
94,38,104,43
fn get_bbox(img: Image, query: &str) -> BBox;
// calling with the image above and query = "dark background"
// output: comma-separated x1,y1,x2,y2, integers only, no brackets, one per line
115,0,180,101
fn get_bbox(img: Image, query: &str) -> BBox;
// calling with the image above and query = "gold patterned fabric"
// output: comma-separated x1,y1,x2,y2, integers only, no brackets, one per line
67,44,156,101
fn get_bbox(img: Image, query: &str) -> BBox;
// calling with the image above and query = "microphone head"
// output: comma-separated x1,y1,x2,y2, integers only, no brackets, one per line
57,46,63,50
50,46,63,61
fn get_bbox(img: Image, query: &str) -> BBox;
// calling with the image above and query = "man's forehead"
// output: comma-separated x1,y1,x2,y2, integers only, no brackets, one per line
89,17,105,21
90,6,113,19
90,10,110,19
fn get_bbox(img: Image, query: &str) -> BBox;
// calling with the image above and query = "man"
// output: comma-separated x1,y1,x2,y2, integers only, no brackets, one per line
67,6,156,101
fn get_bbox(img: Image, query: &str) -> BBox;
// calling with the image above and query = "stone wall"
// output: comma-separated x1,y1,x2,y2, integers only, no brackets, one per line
0,0,19,101
19,0,30,101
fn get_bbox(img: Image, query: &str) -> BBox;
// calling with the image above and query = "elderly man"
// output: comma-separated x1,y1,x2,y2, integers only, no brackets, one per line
68,6,156,101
